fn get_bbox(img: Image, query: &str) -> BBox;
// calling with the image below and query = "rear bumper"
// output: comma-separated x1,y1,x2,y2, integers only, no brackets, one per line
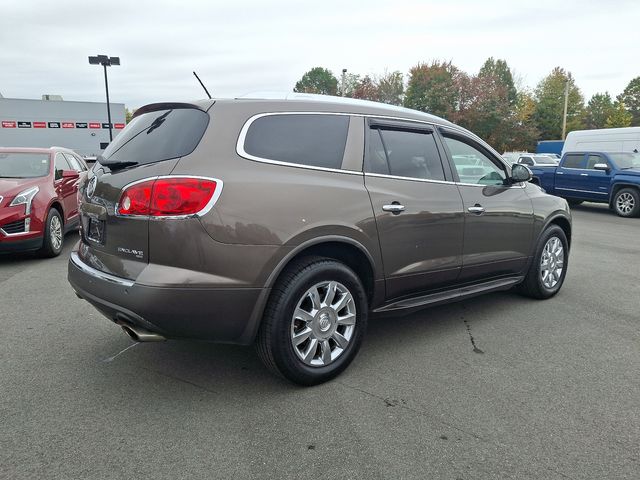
68,251,265,344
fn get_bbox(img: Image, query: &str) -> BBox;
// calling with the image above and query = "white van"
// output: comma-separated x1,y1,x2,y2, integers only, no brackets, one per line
562,127,640,155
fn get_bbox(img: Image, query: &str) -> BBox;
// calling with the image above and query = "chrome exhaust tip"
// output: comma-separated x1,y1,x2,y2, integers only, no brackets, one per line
118,322,166,342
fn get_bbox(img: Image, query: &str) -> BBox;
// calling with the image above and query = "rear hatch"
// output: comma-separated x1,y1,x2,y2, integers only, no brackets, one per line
78,102,211,279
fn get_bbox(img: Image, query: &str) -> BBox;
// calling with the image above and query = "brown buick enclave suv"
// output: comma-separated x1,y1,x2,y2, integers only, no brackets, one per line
68,94,571,385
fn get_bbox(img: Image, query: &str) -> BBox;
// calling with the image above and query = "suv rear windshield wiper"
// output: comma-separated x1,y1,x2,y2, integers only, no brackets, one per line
98,160,139,170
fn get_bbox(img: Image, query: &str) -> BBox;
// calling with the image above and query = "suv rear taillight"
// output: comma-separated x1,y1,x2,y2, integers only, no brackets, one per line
117,176,222,217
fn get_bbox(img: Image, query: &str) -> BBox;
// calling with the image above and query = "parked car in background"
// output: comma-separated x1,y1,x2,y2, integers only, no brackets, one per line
540,153,561,160
562,127,640,156
68,95,572,385
517,154,559,167
530,151,640,217
0,147,88,255
502,151,529,164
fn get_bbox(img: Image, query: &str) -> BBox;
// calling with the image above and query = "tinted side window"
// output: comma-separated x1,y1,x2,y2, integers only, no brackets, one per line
443,135,506,186
562,154,585,168
586,154,606,169
54,153,71,180
101,108,209,166
63,153,83,172
243,114,349,169
366,128,389,175
367,128,445,181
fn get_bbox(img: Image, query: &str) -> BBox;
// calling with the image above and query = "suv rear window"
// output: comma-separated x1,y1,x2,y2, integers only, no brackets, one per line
100,108,209,166
243,114,349,169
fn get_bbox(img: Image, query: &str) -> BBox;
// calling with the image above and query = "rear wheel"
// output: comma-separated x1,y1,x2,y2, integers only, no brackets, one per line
613,188,639,217
256,256,368,386
40,208,64,257
518,225,569,299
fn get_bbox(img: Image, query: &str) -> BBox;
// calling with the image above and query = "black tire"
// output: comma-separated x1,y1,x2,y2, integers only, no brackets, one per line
40,208,64,258
518,225,569,299
612,188,640,217
256,256,368,386
566,199,583,206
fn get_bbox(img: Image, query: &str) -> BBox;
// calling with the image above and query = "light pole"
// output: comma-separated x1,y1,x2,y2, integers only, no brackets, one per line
341,68,347,97
88,54,120,142
561,80,569,140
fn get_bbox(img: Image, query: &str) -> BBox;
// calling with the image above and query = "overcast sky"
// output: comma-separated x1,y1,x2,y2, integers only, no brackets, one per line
1,0,638,109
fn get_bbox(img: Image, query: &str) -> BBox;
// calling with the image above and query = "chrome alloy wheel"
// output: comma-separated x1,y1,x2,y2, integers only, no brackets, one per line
540,236,564,289
616,192,635,215
50,215,63,251
290,281,357,367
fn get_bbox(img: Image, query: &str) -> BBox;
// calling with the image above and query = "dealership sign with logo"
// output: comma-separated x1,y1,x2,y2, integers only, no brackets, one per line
2,120,125,129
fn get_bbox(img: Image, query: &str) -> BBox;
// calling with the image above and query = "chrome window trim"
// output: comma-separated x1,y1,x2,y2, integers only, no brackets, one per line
236,111,514,178
70,251,134,287
457,181,526,189
236,111,462,175
114,175,224,219
365,172,454,185
365,172,525,189
236,112,361,175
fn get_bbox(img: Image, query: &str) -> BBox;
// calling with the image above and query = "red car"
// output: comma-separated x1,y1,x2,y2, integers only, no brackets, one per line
0,147,88,256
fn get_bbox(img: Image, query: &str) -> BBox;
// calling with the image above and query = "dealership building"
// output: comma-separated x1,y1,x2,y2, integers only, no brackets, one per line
0,93,126,157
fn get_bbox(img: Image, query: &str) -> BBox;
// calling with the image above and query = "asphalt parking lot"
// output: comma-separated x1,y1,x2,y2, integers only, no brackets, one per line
1,203,638,480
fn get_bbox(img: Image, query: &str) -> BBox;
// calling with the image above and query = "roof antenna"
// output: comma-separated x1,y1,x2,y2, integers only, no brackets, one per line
193,71,212,99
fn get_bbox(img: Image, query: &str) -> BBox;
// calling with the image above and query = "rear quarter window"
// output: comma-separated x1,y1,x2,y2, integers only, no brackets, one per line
242,114,349,169
100,108,209,166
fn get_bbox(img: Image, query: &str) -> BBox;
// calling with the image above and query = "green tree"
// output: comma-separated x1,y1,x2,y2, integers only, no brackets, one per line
451,58,532,152
375,71,404,106
294,67,338,95
511,90,540,151
583,93,614,129
404,61,464,119
606,101,633,128
125,107,135,123
617,77,640,126
533,67,584,140
351,75,379,101
478,57,517,106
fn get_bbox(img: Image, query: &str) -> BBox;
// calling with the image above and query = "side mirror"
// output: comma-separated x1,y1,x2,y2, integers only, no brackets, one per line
511,163,532,183
62,169,80,179
593,163,610,172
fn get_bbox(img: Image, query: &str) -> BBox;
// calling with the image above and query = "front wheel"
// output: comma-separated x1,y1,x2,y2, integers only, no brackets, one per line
518,225,569,299
256,257,368,386
613,188,639,217
40,208,64,257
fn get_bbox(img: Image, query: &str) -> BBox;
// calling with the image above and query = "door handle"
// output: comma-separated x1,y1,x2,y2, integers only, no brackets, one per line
382,204,405,214
467,205,485,215
556,171,564,175
580,173,589,176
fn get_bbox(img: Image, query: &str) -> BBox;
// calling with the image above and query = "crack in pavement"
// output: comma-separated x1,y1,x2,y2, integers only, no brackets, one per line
139,366,223,396
463,318,484,354
334,381,578,480
335,381,484,441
